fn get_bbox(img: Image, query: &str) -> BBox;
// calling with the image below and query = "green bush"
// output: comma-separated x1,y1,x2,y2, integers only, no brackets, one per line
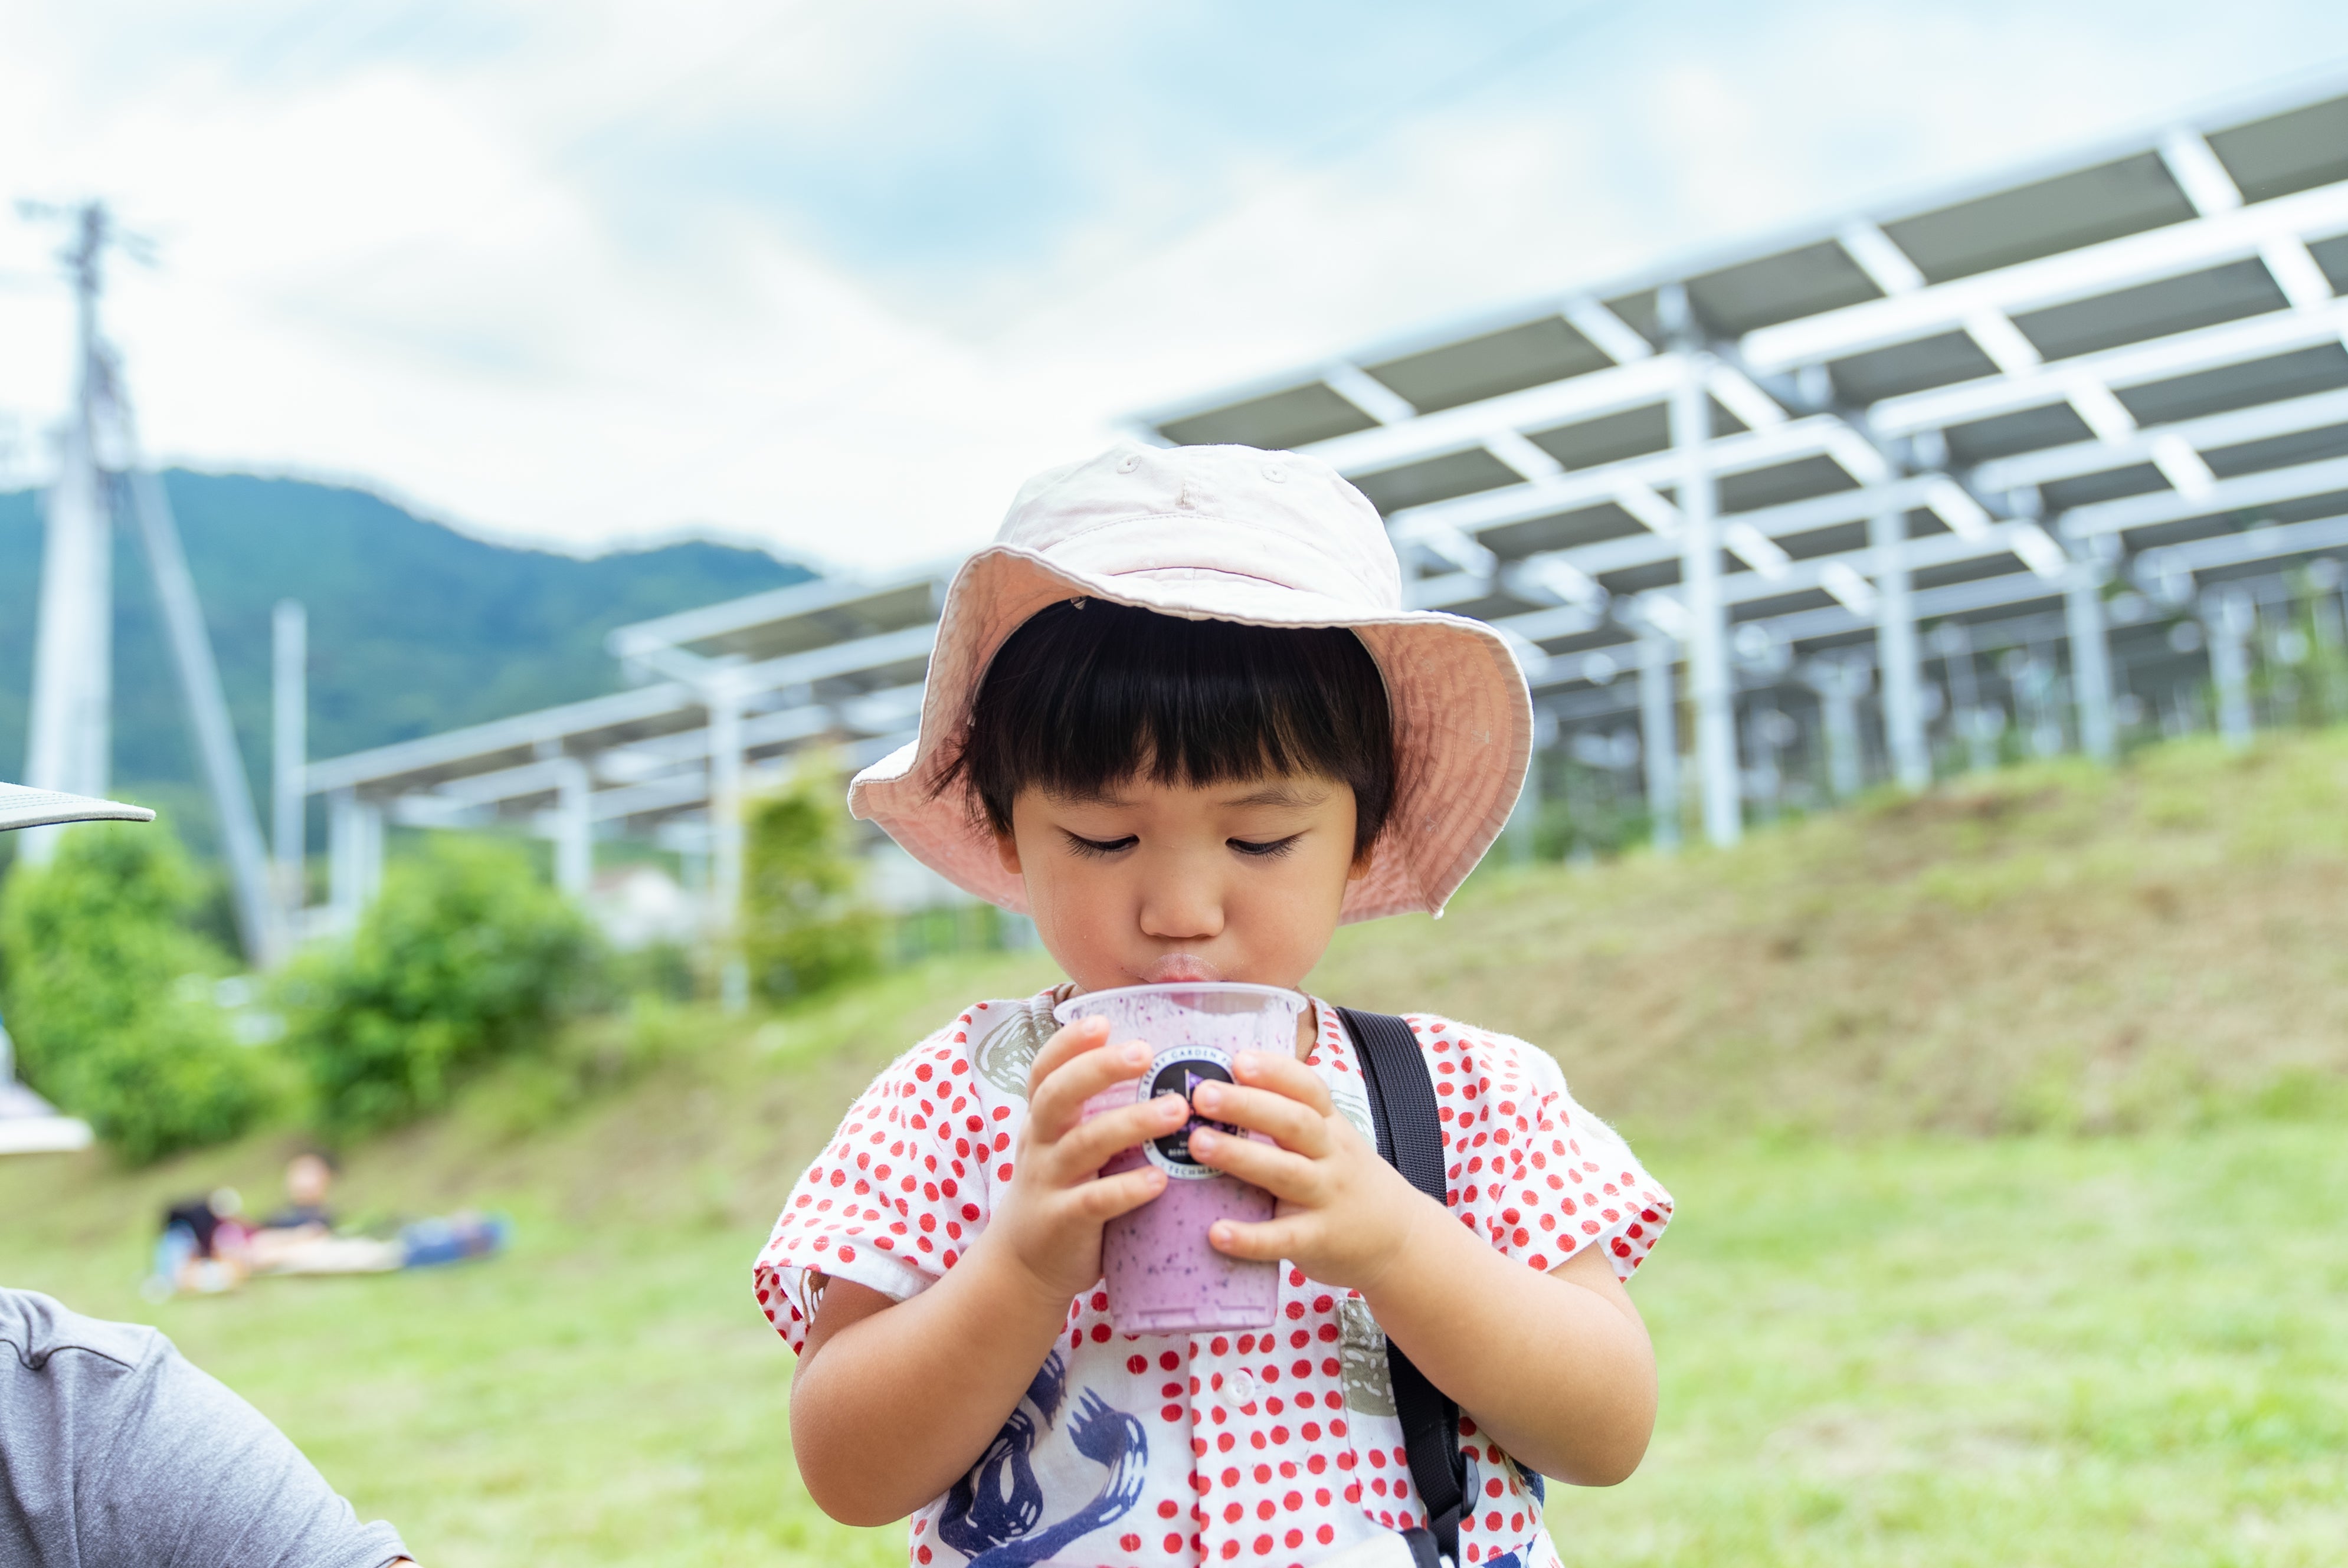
0,824,269,1163
741,764,881,1003
280,836,602,1136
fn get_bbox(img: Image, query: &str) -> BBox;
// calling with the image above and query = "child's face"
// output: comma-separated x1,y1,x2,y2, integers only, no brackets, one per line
994,769,1370,996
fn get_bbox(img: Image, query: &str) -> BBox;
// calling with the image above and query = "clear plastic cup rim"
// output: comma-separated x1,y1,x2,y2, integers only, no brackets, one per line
1052,982,1307,1025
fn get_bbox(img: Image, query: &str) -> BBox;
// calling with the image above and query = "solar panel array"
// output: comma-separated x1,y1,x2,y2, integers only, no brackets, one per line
302,78,2348,921
1135,80,2348,838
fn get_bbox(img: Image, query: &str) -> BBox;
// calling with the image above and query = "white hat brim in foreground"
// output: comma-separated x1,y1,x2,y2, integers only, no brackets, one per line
848,545,1533,924
0,783,157,834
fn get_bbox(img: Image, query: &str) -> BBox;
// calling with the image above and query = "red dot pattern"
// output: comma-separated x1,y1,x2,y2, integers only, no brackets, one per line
752,993,1671,1567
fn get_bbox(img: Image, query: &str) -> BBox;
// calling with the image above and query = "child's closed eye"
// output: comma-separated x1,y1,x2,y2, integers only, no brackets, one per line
1228,835,1302,858
1062,831,1139,858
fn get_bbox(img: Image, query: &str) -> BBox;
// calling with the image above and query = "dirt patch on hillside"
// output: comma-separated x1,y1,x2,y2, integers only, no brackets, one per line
1309,736,2348,1139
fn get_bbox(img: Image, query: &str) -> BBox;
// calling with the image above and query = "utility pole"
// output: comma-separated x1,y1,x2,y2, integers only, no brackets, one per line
16,201,278,963
19,205,112,867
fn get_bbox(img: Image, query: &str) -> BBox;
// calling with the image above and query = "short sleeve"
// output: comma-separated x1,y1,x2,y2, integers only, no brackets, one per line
47,1310,409,1568
1413,1016,1673,1281
752,1015,995,1353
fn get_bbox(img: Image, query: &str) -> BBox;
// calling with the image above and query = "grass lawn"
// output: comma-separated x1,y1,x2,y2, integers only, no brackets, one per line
8,1112,2343,1566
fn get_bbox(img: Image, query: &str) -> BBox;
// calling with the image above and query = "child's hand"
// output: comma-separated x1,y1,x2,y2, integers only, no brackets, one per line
1186,1048,1429,1295
985,1015,1192,1303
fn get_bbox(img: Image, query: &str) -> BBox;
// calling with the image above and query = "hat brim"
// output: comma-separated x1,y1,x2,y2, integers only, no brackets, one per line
0,784,158,833
848,546,1532,924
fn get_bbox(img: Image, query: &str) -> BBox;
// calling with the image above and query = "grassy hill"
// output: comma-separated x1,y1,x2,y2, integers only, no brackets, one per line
0,472,811,855
1315,731,2348,1140
3,730,2345,1566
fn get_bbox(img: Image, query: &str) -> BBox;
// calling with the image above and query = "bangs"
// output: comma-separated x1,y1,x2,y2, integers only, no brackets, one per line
941,600,1396,858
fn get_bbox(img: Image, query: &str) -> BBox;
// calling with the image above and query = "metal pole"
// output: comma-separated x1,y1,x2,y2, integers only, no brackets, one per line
20,209,112,868
1936,621,1995,773
329,788,362,930
272,599,307,940
1870,510,1930,790
2208,589,2255,748
1505,726,1544,864
122,466,277,965
1811,661,1865,799
705,673,749,1011
1638,629,1681,854
551,755,593,897
708,679,745,923
1661,291,1739,847
2065,562,2117,761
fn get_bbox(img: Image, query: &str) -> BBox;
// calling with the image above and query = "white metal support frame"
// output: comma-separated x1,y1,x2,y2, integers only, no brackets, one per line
328,788,384,929
2063,563,2118,762
1635,625,1680,854
286,78,2348,920
546,751,594,897
705,667,748,959
1803,656,1871,800
1868,509,1930,790
272,600,307,937
2206,589,2258,748
1661,285,1741,847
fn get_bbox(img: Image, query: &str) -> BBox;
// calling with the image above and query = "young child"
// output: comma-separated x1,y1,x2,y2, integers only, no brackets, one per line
755,444,1672,1568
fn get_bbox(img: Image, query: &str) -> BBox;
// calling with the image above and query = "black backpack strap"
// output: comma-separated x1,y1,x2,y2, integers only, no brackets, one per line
1337,1007,1465,1568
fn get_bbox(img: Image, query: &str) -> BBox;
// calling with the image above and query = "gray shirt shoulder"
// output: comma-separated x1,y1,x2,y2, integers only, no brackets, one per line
0,1287,410,1568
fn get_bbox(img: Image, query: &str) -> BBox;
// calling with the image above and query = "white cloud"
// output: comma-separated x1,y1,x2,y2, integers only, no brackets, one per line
2,0,2346,570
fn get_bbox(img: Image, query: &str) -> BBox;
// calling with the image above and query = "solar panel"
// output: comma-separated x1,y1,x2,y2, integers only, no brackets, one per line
1129,76,2348,841
304,74,2348,914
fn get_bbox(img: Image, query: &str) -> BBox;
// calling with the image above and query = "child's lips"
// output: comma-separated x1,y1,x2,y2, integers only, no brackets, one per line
1142,953,1223,983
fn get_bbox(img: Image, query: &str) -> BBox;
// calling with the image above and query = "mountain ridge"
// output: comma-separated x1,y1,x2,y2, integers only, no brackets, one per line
0,471,814,852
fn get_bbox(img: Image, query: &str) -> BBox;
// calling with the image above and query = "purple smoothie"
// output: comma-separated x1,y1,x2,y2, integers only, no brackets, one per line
1099,1157,1277,1333
1057,983,1305,1337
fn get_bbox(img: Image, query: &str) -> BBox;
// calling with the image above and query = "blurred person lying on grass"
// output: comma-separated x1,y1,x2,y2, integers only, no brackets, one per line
0,780,415,1568
755,446,1672,1568
152,1148,509,1297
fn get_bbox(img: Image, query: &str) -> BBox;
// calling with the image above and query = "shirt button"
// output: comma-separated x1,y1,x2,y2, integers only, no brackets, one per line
1230,1368,1256,1403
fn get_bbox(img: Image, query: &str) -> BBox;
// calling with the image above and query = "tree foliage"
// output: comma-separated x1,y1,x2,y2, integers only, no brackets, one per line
741,764,881,1003
0,824,268,1163
280,836,601,1136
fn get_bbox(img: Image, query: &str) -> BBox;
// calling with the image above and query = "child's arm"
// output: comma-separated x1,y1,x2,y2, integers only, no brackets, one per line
787,1015,1192,1525
1189,1051,1658,1487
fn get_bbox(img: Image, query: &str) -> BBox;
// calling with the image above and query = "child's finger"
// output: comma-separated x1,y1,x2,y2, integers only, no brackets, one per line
1028,1034,1152,1140
1188,1079,1331,1156
1205,1212,1309,1264
1231,1049,1337,1116
1046,1094,1189,1181
1185,1126,1322,1202
1069,1163,1167,1222
1025,1016,1115,1094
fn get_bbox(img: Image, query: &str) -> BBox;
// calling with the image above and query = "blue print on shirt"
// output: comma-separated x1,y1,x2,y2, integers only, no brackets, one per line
936,1350,1149,1567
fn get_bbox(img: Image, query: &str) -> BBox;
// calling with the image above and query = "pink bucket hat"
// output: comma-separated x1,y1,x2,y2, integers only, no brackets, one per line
849,442,1535,923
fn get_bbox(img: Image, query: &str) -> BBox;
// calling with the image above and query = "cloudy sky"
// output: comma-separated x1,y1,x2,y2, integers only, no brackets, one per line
4,1,2347,569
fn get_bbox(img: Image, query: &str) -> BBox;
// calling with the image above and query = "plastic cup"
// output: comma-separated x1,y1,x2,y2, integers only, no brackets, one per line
1055,982,1306,1336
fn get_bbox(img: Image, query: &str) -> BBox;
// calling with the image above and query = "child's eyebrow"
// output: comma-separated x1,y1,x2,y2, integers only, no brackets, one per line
1220,784,1330,808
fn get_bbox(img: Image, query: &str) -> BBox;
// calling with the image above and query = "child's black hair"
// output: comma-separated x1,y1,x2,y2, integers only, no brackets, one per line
941,599,1396,860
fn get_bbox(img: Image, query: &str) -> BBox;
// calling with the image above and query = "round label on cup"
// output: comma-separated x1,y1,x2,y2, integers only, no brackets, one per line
1145,1045,1238,1180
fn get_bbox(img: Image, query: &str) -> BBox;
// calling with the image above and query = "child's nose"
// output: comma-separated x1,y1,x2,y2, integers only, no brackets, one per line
1138,875,1223,943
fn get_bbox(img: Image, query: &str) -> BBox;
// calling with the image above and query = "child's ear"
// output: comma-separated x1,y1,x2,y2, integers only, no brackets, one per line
994,828,1024,878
